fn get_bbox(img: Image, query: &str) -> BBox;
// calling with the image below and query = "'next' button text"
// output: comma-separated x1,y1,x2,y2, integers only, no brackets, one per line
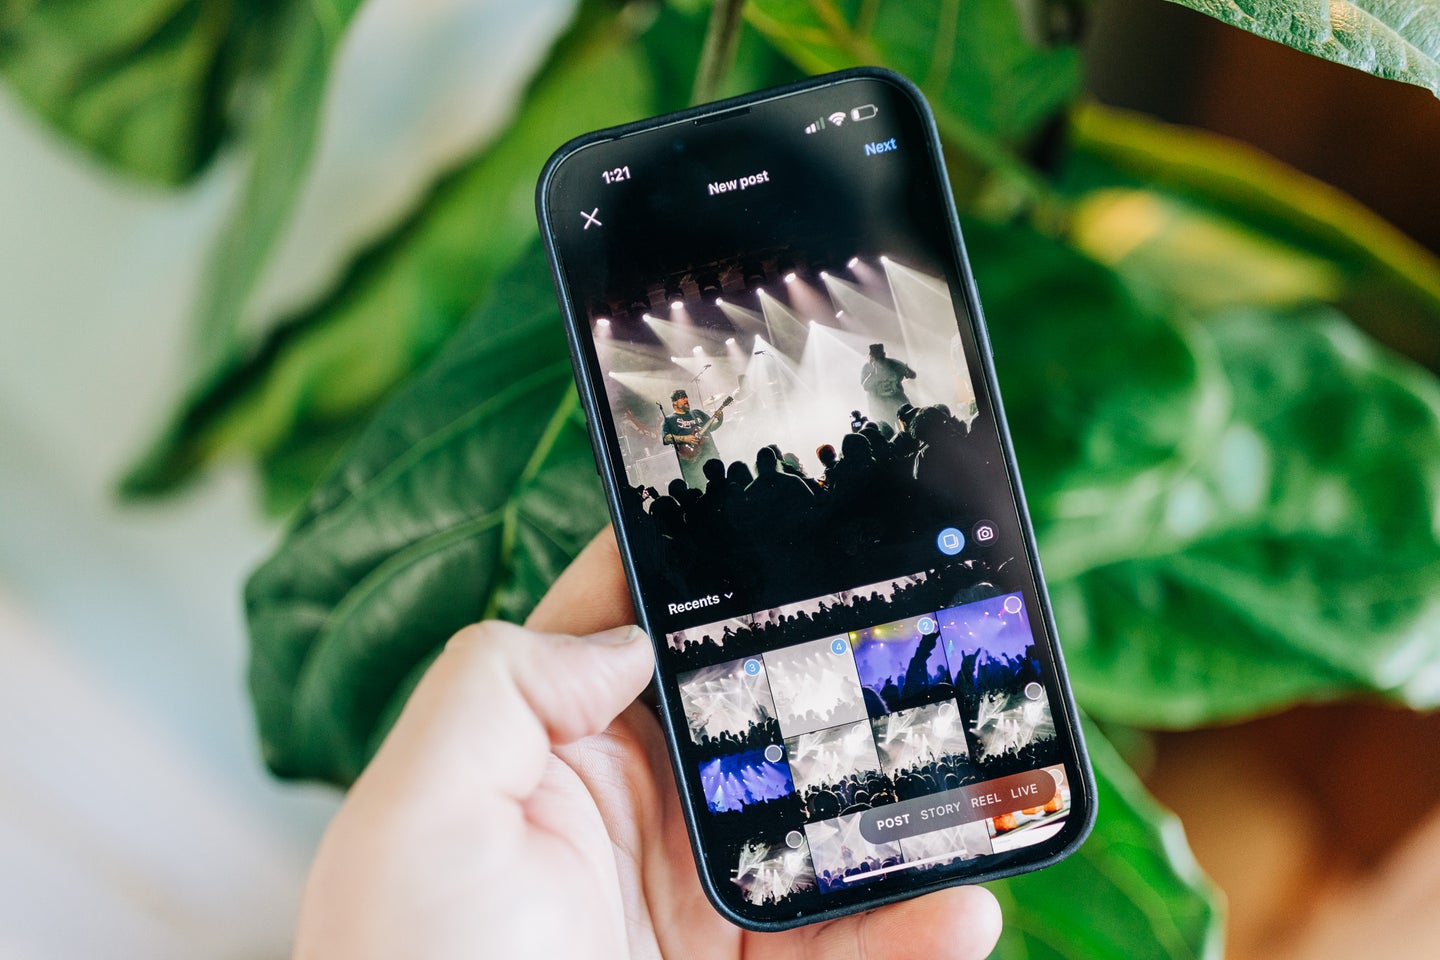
864,138,899,156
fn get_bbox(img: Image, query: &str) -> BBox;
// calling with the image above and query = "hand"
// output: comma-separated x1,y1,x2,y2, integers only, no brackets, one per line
293,528,1002,960
682,433,701,444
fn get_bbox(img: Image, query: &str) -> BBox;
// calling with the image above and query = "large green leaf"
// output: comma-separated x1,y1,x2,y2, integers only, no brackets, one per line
246,246,607,783
1164,0,1440,100
0,0,276,184
1064,104,1440,369
1058,307,1440,727
746,0,1079,143
988,719,1223,960
974,219,1440,727
745,0,1081,198
121,9,655,506
189,0,364,357
968,219,1220,579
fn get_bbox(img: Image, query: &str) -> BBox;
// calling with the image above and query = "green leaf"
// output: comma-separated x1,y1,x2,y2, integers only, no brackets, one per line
121,10,655,505
1064,104,1440,369
1059,307,1440,727
1163,0,1440,100
0,0,273,184
639,1,805,113
968,219,1219,578
747,0,1079,143
190,0,365,356
745,0,1081,199
973,219,1440,727
987,720,1223,960
246,246,607,784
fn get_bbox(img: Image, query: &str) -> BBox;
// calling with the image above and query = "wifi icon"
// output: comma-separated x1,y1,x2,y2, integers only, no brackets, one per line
828,111,847,126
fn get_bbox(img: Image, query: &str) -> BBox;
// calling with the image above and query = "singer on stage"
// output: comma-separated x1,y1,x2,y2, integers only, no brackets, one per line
662,388,724,487
860,343,917,423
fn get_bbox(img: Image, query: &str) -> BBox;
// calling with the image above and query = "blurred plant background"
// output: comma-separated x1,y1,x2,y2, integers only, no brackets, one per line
2,0,1439,956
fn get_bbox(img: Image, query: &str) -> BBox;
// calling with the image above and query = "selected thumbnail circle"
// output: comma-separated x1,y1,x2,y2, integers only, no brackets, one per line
764,744,784,763
1024,681,1044,701
1003,595,1023,615
785,830,804,849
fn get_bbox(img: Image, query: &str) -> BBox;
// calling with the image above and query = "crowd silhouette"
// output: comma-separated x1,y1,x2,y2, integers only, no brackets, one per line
665,563,998,672
690,716,783,758
800,769,897,821
888,751,980,801
625,401,991,610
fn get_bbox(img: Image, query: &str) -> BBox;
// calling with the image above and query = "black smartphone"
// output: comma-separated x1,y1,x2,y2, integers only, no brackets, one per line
537,67,1094,931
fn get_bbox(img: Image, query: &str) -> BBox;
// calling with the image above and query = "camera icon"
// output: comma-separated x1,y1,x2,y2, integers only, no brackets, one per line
972,520,997,544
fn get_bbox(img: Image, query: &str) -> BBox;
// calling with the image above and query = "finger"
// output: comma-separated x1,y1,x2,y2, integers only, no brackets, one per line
526,526,635,636
781,886,1002,960
371,620,654,802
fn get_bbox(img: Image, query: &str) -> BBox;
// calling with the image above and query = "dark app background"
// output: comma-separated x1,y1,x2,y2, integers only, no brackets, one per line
543,75,1086,924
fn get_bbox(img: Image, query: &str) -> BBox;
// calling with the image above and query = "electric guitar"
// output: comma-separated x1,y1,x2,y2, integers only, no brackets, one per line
672,395,734,462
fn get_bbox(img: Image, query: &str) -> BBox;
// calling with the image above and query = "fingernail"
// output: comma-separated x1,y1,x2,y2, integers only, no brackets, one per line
587,625,646,646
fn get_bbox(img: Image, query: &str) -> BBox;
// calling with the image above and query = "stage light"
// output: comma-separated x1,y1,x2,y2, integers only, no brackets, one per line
692,345,704,354
672,300,683,309
879,255,891,263
848,257,860,268
784,272,797,283
725,337,736,345
643,313,657,322
596,318,610,327
819,270,829,279
715,297,724,304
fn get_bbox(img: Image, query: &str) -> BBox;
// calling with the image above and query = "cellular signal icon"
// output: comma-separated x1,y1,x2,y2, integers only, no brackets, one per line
804,111,851,134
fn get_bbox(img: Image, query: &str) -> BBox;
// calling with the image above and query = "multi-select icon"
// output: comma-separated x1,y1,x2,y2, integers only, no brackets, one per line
804,103,878,134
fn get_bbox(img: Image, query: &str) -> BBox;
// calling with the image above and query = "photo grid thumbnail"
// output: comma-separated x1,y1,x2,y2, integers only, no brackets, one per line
677,657,780,754
786,719,893,821
850,612,954,716
677,589,1071,907
872,700,977,801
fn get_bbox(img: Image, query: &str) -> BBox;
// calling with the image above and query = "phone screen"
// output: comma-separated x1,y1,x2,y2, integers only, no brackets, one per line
542,73,1089,926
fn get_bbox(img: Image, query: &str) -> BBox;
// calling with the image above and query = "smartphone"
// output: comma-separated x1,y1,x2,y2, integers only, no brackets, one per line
537,67,1094,930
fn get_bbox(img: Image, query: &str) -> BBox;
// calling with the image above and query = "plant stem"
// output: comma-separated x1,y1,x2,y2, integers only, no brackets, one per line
692,0,747,105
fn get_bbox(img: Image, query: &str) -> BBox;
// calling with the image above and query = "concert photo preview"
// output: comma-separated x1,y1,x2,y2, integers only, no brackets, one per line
592,245,1003,612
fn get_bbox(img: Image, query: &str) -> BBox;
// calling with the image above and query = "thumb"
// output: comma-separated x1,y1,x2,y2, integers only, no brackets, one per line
372,620,654,799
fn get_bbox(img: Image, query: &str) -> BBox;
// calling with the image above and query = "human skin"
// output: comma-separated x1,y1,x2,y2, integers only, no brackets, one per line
293,527,1002,959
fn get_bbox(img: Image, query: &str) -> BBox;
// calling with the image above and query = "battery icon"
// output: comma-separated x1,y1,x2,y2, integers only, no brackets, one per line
851,104,878,121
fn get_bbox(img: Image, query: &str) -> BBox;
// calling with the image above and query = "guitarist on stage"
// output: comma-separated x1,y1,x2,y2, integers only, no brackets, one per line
662,388,725,488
